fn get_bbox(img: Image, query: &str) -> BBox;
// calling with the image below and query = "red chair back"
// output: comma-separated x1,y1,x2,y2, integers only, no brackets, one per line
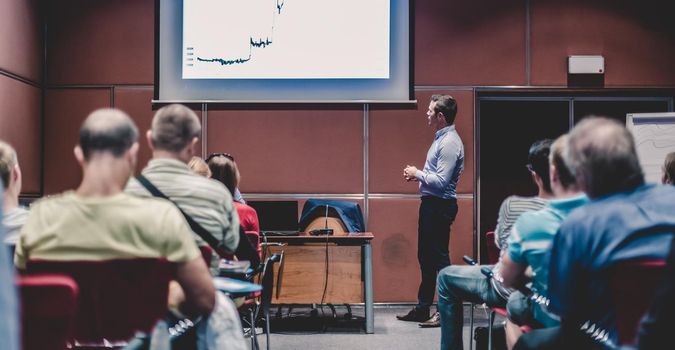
18,274,79,350
485,231,500,264
199,245,214,267
245,231,262,260
26,259,176,345
610,260,666,345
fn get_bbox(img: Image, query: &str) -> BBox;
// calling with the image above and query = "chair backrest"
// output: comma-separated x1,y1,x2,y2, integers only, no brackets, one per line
610,260,666,346
245,230,262,260
485,231,499,264
260,254,281,315
26,259,176,344
199,245,214,267
18,274,79,350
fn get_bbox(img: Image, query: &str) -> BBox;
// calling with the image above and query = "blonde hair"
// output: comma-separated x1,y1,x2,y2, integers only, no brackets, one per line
188,156,211,177
0,140,18,188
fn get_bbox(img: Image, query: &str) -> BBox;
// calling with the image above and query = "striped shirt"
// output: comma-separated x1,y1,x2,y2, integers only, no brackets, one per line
125,158,240,254
491,196,548,299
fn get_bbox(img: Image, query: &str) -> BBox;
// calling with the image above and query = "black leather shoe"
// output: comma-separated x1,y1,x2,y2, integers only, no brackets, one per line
418,312,440,328
396,308,430,322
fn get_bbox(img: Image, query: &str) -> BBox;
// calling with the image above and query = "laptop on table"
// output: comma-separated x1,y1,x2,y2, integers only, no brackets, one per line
247,200,300,236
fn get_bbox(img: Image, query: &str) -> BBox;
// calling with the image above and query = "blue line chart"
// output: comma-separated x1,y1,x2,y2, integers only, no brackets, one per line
196,0,285,67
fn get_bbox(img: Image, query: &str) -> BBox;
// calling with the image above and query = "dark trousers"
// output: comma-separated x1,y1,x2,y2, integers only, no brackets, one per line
416,195,458,311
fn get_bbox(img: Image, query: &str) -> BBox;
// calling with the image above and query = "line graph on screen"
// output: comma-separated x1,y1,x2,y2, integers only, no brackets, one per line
182,0,390,80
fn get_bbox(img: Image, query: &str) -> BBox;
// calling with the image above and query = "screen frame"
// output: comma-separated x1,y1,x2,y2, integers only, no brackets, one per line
153,0,415,104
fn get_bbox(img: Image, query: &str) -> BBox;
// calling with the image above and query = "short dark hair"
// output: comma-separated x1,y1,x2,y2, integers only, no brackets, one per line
431,94,458,125
79,109,139,160
567,117,644,198
528,139,553,193
151,104,201,152
663,152,675,184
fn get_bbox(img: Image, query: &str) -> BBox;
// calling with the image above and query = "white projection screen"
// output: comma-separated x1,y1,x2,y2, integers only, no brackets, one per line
156,0,413,103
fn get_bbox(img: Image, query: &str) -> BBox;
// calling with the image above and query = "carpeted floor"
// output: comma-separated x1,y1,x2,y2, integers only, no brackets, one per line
251,304,494,350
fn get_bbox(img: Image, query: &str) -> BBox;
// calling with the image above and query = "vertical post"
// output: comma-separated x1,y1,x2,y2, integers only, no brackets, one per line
364,241,374,333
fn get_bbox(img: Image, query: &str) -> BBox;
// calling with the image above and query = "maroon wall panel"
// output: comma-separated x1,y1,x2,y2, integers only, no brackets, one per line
415,0,526,86
206,108,364,194
44,0,154,85
114,87,155,171
531,0,675,86
370,90,474,194
0,76,42,194
0,0,42,82
44,89,111,194
369,197,473,302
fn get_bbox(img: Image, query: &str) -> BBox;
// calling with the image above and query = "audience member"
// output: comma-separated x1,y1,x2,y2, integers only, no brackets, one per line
399,95,464,326
500,135,588,349
208,154,261,264
15,108,247,350
518,117,675,349
188,156,212,177
661,151,675,185
0,185,20,350
0,141,28,246
435,139,553,348
125,104,240,266
206,153,246,204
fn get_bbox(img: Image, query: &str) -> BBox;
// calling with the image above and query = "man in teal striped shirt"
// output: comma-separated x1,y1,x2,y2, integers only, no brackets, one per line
501,134,588,348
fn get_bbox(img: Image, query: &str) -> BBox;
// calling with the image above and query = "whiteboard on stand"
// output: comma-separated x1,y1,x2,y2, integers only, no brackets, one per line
626,112,675,184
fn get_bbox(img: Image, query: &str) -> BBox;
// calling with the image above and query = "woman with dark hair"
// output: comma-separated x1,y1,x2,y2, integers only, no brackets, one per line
207,154,262,262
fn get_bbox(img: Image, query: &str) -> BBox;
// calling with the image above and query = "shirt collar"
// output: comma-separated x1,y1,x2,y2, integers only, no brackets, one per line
550,194,589,212
435,125,455,139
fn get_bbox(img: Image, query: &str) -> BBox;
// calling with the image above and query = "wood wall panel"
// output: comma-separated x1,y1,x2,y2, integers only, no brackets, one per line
114,87,155,171
44,0,154,85
368,198,473,302
206,108,363,194
370,90,474,194
0,0,42,82
415,0,526,86
531,0,675,86
0,76,41,194
44,89,111,194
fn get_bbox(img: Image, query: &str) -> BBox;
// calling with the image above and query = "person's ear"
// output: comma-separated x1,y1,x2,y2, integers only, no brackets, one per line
73,145,85,166
549,164,559,185
146,130,155,151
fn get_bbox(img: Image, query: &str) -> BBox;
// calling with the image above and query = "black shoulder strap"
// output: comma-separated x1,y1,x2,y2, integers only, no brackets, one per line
136,175,228,258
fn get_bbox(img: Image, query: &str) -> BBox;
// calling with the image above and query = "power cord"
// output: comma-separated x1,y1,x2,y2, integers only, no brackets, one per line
319,205,330,320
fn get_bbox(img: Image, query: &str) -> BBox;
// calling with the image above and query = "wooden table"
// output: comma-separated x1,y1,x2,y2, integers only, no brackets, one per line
262,232,374,333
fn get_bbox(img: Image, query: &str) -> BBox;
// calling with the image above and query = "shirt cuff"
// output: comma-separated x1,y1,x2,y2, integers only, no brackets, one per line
415,170,424,181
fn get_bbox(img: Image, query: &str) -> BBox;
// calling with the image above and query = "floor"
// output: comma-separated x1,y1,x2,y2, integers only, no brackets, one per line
251,304,494,350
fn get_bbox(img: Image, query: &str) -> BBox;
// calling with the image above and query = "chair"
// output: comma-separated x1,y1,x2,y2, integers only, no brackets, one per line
239,254,281,350
199,245,214,267
18,274,79,350
245,230,262,260
26,259,176,347
608,260,666,346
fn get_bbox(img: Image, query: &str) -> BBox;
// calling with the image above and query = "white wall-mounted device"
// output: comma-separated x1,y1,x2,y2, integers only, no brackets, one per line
568,55,605,74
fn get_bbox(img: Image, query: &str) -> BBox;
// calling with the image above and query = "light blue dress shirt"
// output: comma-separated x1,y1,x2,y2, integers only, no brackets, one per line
415,125,464,199
0,186,20,350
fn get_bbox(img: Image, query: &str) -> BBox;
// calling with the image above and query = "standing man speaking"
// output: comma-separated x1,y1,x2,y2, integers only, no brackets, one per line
398,95,464,327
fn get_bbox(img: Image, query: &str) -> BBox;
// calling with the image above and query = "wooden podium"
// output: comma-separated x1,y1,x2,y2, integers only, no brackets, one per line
263,232,374,333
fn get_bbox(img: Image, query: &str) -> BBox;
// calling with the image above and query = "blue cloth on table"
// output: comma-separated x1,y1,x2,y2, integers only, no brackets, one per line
298,199,365,233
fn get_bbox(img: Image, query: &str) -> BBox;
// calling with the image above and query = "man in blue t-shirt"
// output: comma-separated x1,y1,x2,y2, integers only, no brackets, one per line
514,118,675,350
